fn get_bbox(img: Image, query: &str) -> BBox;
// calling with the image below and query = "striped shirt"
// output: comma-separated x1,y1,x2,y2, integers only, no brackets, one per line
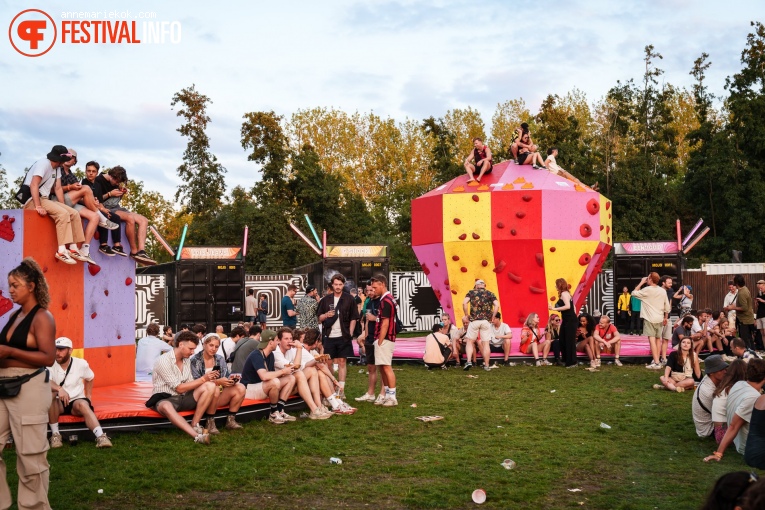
152,350,193,396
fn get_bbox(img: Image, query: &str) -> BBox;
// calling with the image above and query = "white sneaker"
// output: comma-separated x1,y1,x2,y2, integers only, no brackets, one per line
309,408,332,420
55,251,77,265
645,362,660,370
374,394,386,406
279,410,296,422
71,250,96,265
382,396,398,407
614,359,623,367
355,393,376,402
268,412,285,424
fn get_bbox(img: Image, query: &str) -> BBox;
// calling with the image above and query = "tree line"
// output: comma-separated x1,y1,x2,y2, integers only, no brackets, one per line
1,22,763,272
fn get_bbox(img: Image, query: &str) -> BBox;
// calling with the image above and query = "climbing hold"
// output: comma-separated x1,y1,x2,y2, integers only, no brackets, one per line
580,224,592,237
459,234,467,240
513,177,526,184
508,272,522,283
600,225,604,231
453,218,462,224
91,312,97,319
472,233,480,240
472,195,479,202
516,211,526,219
510,229,517,236
453,186,465,192
451,290,458,295
496,222,504,229
521,182,534,189
574,184,586,192
493,260,506,273
117,335,121,340
535,253,544,267
421,263,430,275
467,181,480,187
125,277,133,286
579,253,591,266
104,290,109,296
460,267,468,273
88,264,101,276
434,289,442,300
502,184,514,190
529,286,545,294
606,225,610,234
452,255,460,261
62,303,68,310
434,262,438,267
606,202,611,210
444,279,450,285
550,296,557,302
482,260,488,267
42,266,48,273
586,199,600,215
549,247,556,252
94,231,100,241
522,195,532,202
477,185,490,191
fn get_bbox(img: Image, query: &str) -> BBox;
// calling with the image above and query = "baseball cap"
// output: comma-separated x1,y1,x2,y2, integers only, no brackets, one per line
55,337,73,349
47,145,73,163
475,279,486,286
704,354,728,375
305,285,316,294
757,280,765,285
257,329,277,349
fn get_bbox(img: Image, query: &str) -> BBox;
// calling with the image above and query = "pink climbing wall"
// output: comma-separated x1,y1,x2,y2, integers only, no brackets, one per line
411,162,613,331
0,210,136,387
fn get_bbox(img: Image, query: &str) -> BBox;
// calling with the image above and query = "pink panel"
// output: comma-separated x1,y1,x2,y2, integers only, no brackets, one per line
411,243,453,321
542,189,600,240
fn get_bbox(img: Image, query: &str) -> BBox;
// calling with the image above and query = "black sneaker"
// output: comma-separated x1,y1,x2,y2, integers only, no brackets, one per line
98,245,116,257
112,245,128,257
131,250,157,266
463,362,472,371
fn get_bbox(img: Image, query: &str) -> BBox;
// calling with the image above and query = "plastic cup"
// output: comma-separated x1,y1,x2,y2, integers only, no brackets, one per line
472,489,486,504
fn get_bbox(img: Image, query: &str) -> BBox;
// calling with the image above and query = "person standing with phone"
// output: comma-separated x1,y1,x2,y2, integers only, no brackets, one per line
317,274,359,400
190,334,245,432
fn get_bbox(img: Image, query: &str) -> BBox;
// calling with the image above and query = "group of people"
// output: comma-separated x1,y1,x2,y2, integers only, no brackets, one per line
462,124,594,190
17,144,156,266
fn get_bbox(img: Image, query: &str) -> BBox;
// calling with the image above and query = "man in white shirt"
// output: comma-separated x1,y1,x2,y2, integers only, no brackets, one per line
135,323,172,382
48,337,112,448
245,288,257,323
489,313,513,365
21,145,89,264
692,355,728,438
632,273,671,369
723,281,738,329
272,328,331,420
150,331,219,444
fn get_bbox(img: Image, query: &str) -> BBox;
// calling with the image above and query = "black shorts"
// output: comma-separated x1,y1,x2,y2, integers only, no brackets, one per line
153,392,197,412
62,397,93,415
518,152,530,165
489,343,505,353
324,336,354,359
364,341,376,365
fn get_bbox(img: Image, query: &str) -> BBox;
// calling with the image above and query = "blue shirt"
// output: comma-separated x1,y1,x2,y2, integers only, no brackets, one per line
241,349,274,386
281,295,297,327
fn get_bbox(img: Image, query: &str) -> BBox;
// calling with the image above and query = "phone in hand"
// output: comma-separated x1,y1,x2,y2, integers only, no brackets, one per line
212,365,221,378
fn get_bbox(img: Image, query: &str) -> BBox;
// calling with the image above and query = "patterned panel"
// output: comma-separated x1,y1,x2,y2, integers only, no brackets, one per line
134,274,166,339
391,272,441,332
245,274,307,329
579,269,614,319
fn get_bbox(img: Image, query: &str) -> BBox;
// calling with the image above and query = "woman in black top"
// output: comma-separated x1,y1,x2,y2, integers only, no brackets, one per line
0,258,55,509
545,313,562,365
655,337,700,392
576,313,597,367
550,278,577,367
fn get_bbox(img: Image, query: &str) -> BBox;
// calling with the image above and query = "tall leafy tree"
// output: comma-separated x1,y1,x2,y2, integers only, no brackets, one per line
422,116,462,184
171,84,227,215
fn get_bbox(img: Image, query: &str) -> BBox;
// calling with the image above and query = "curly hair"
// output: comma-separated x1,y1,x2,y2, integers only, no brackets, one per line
8,257,50,308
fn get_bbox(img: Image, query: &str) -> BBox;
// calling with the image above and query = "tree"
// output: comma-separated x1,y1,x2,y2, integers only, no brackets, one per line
422,116,462,184
0,155,17,210
443,107,486,164
488,99,534,161
171,84,227,215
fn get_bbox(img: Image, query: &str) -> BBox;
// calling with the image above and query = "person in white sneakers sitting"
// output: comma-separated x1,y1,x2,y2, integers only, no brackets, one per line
489,313,514,366
302,329,357,415
272,328,331,420
593,315,623,366
239,328,297,424
48,337,112,448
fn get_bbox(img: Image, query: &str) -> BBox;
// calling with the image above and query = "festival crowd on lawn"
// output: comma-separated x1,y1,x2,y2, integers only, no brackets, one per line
2,143,765,509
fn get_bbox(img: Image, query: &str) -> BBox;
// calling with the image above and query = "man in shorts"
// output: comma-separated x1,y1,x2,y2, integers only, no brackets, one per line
463,137,493,183
356,284,383,403
370,274,399,407
240,328,297,424
150,331,219,444
593,315,623,366
461,279,499,372
317,274,359,399
632,273,671,370
659,276,675,365
488,313,513,365
48,337,112,448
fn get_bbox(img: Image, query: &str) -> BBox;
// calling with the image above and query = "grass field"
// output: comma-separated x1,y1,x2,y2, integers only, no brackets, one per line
3,363,760,509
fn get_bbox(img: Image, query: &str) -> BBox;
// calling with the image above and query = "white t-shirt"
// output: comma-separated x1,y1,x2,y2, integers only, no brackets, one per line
490,323,511,346
49,357,94,401
711,393,728,424
273,347,311,370
724,291,738,324
23,158,58,203
135,335,173,382
329,296,342,338
726,380,761,454
691,317,702,334
692,375,716,437
218,338,236,361
545,154,561,174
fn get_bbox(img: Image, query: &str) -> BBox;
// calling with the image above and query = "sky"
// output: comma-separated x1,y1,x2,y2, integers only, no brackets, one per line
0,0,760,204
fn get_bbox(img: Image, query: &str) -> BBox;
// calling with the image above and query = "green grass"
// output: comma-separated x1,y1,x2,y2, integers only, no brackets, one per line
3,364,761,509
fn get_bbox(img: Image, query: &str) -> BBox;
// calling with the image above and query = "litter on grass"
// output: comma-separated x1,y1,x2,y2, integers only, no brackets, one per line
467,375,479,379
550,390,556,393
568,489,582,492
416,416,444,422
501,459,516,470
600,422,612,429
410,403,417,408
330,457,343,465
97,489,104,494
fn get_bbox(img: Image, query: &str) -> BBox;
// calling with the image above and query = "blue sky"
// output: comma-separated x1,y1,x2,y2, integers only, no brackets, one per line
0,0,758,202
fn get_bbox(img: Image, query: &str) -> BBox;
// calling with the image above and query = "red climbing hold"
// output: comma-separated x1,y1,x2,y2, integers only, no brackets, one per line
549,247,556,252
529,286,545,294
606,225,610,234
444,279,450,285
62,303,68,310
508,272,522,283
606,201,611,210
580,224,592,237
451,290,458,295
421,263,430,275
460,267,468,273
516,211,526,219
578,253,591,266
472,233,480,240
117,335,121,340
125,277,133,286
522,195,532,202
88,264,101,276
550,296,557,302
104,290,109,296
496,222,504,229
452,255,460,261
493,260,506,273
94,231,100,241
472,195,479,202
510,229,517,236
434,262,438,267
535,253,544,267
459,234,467,240
91,312,97,319
453,218,462,224
586,199,600,215
481,260,488,267
42,266,48,273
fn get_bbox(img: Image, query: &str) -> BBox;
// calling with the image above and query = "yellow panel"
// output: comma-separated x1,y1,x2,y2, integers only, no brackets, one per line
542,240,601,303
599,195,612,244
72,348,84,359
442,193,492,244
443,241,499,318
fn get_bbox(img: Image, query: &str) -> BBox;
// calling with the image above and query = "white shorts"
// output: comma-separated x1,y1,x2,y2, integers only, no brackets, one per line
466,320,491,342
757,317,765,330
245,383,268,400
374,339,395,366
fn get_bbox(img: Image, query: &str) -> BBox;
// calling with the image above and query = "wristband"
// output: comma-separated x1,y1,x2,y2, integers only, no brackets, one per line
712,451,723,458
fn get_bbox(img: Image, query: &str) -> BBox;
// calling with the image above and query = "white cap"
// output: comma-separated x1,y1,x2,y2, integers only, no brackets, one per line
55,337,73,349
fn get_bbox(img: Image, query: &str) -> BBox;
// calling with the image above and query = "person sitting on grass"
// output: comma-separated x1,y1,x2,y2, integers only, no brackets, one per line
711,359,747,444
190,333,246,432
545,313,563,365
731,338,762,362
691,354,728,440
593,315,623,366
704,358,765,462
489,313,514,366
516,132,547,170
423,322,452,370
271,328,332,420
48,337,112,449
699,471,762,510
519,313,548,366
576,313,597,367
654,337,700,392
240,327,297,425
463,137,493,183
149,330,219,445
93,165,156,265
